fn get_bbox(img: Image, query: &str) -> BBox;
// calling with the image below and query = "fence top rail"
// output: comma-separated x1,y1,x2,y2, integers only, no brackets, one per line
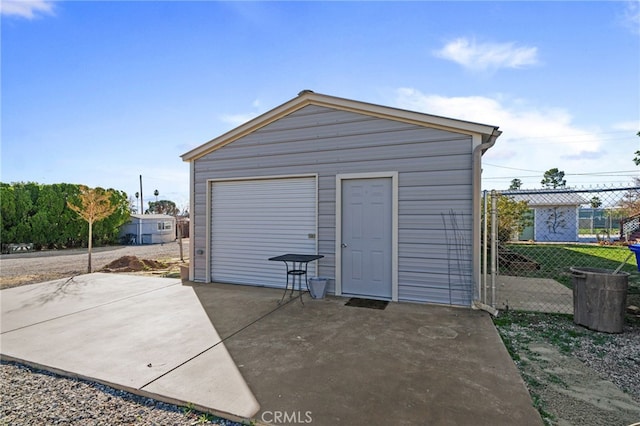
496,186,640,196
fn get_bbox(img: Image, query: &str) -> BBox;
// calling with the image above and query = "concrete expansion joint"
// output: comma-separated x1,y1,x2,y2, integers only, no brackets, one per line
139,291,296,390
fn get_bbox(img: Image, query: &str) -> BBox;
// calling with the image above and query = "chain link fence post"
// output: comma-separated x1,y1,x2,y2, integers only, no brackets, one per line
490,190,498,308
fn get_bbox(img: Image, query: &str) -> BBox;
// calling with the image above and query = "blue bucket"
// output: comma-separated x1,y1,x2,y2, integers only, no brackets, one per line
629,244,640,271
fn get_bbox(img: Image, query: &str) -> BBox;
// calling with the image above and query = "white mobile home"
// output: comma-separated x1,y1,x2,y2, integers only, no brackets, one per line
119,214,176,245
181,91,500,306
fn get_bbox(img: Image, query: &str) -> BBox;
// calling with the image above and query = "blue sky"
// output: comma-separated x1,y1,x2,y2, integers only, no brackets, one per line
2,1,639,210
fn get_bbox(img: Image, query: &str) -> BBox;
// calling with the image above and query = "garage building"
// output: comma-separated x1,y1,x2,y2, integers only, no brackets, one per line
181,91,501,306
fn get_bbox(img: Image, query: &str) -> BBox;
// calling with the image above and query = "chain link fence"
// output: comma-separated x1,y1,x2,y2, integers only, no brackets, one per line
481,186,640,314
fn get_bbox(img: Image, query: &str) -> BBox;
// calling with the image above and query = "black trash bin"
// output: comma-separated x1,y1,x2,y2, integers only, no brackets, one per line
570,267,629,333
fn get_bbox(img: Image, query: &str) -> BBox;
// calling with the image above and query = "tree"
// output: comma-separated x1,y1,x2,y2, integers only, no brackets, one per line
146,199,179,216
486,194,533,242
541,168,566,188
1,182,129,249
509,179,522,190
67,186,117,273
619,177,640,217
0,182,36,244
30,183,80,249
92,189,130,246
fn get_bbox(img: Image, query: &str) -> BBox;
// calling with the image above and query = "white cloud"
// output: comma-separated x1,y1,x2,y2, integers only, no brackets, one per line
218,112,260,128
434,37,539,72
393,88,638,188
621,1,640,35
218,98,264,128
612,120,640,132
1,0,55,19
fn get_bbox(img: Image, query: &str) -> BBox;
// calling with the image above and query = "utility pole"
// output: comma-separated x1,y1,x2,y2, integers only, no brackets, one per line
139,175,144,215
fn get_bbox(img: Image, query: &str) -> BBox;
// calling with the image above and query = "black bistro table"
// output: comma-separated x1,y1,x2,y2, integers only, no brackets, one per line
268,253,324,304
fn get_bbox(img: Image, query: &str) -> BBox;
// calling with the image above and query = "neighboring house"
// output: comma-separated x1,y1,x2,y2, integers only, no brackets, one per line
181,91,501,306
505,190,588,242
119,214,176,245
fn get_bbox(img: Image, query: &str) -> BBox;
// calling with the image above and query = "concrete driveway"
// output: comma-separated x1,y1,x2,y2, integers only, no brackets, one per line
1,274,543,425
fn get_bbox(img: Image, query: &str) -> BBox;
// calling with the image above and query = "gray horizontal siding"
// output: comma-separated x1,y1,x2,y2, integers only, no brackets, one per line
192,105,475,305
401,170,472,186
191,179,208,280
194,151,470,175
209,129,469,160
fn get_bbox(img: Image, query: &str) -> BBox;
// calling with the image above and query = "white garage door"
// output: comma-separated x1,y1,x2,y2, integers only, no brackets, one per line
211,177,317,287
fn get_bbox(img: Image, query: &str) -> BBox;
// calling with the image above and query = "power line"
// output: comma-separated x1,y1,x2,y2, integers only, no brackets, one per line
504,129,637,141
504,136,635,146
571,170,640,176
483,163,544,173
483,163,639,177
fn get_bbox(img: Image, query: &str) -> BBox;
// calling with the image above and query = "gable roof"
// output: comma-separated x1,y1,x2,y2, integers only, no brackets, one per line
502,190,589,207
181,90,501,162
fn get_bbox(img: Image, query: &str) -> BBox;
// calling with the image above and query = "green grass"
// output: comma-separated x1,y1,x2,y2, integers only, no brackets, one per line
493,311,608,355
546,373,566,387
501,243,640,290
577,228,617,235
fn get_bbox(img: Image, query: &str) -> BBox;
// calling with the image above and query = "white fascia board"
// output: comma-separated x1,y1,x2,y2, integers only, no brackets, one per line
304,92,500,137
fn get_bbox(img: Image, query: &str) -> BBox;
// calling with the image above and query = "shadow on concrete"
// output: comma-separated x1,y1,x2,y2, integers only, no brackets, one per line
187,281,543,426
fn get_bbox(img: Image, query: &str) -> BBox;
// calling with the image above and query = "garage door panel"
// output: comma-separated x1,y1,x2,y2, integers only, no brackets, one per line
211,177,317,287
212,226,314,235
213,239,316,248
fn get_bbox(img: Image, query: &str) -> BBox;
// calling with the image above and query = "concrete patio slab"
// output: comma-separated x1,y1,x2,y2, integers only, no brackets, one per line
2,275,543,425
1,273,176,332
190,282,544,426
143,343,257,419
0,274,259,420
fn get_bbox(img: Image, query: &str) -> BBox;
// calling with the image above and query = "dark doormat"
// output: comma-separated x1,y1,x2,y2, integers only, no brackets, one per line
345,297,389,310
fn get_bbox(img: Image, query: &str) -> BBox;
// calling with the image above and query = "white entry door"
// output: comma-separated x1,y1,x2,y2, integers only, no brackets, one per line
341,178,392,299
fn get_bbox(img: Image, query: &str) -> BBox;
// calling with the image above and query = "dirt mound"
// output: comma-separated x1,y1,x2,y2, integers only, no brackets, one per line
101,256,168,273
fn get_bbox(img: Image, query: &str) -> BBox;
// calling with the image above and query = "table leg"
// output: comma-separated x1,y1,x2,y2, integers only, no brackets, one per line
299,266,305,305
278,261,291,305
277,261,311,305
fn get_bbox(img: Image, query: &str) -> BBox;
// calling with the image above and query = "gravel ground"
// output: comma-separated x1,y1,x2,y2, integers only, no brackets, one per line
494,311,640,425
0,361,243,426
574,329,640,400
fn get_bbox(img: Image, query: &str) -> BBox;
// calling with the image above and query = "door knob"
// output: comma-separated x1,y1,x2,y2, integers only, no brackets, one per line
341,243,348,248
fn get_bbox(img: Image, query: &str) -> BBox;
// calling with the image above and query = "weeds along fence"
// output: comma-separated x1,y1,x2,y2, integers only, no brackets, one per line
481,185,640,314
